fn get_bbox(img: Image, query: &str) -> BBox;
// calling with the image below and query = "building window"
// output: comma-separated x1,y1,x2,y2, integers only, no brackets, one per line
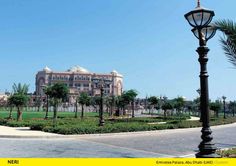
83,83,89,87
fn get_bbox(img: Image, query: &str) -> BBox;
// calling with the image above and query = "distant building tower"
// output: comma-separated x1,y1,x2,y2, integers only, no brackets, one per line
35,66,123,103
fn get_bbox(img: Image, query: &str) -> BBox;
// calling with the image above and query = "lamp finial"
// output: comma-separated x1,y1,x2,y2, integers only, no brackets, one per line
197,0,201,7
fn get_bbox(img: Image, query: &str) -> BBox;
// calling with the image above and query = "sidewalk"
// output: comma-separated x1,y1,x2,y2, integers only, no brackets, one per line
0,125,64,138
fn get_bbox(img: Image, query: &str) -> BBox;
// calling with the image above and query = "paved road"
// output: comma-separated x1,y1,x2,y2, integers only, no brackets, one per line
0,123,236,158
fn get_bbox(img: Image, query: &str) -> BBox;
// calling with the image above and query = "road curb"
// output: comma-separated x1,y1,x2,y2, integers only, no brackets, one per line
0,135,67,139
1,122,236,139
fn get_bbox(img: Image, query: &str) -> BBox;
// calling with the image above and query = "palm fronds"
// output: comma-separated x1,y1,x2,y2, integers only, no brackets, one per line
214,19,236,68
12,83,29,94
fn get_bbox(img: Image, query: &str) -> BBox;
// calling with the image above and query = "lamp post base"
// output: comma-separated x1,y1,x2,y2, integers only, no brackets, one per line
195,127,220,158
196,152,220,158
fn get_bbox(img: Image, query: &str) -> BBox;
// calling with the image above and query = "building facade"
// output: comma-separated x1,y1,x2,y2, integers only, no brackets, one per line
35,66,123,103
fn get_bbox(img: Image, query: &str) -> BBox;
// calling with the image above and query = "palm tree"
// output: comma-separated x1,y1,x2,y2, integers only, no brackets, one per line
214,20,236,67
12,83,29,94
162,101,173,119
10,83,30,121
104,96,113,116
46,83,69,124
90,96,101,113
7,95,14,120
148,96,159,115
210,101,222,118
228,101,236,117
173,97,185,116
78,92,91,119
121,89,138,117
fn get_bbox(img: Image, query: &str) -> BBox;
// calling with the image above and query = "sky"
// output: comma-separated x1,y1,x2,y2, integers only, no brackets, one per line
0,0,235,101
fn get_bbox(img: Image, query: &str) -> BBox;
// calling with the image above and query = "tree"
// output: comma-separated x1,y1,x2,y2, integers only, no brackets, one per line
10,83,29,121
115,95,125,116
173,97,185,115
121,89,138,117
12,83,29,94
34,96,42,112
185,101,194,116
7,95,14,119
228,101,236,117
193,97,200,116
104,96,113,116
148,96,159,114
78,92,91,119
214,20,236,67
46,83,69,122
161,101,173,119
210,101,222,118
90,96,101,113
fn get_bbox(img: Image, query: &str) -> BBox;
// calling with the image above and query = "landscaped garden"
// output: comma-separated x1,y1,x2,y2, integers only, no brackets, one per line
1,110,236,135
0,82,236,135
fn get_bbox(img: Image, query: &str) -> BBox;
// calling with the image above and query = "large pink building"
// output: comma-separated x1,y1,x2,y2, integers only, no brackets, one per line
35,66,123,102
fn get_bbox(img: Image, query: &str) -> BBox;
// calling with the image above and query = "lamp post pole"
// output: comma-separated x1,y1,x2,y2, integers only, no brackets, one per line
92,77,112,126
222,96,226,119
185,0,219,158
99,85,105,126
196,88,202,120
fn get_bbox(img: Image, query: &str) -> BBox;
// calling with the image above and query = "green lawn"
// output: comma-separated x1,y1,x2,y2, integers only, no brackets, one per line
217,148,236,158
1,109,236,135
0,110,99,120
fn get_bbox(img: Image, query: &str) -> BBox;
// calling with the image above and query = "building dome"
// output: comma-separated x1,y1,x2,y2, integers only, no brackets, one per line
67,65,90,73
111,70,123,77
43,66,52,72
111,70,118,74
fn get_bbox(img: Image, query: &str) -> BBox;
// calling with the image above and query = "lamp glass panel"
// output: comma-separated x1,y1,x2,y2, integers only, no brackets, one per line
193,11,203,26
202,12,211,26
205,26,216,40
192,28,199,39
187,14,196,27
191,26,216,41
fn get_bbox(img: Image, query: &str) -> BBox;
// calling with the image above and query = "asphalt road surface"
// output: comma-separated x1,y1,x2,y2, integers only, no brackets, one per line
0,123,236,158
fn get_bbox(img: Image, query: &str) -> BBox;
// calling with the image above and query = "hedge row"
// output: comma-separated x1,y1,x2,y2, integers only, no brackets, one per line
1,116,236,135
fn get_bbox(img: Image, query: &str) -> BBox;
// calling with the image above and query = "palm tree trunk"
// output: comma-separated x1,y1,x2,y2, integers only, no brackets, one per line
81,105,84,119
132,101,135,118
44,96,49,119
17,107,22,121
75,101,78,118
8,106,13,120
53,105,57,120
164,109,167,119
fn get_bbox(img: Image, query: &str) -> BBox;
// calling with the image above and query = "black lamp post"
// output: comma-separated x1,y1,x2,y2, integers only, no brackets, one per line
92,77,112,126
41,85,49,119
196,88,202,120
222,96,226,119
185,0,219,158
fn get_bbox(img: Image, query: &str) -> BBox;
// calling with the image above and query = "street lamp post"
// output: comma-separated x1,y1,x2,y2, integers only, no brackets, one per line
222,96,226,119
41,85,49,119
99,84,105,126
92,77,112,126
196,88,202,120
185,0,219,158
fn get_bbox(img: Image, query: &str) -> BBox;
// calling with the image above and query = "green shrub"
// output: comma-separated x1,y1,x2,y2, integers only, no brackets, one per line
6,121,29,127
30,121,50,130
0,118,8,125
